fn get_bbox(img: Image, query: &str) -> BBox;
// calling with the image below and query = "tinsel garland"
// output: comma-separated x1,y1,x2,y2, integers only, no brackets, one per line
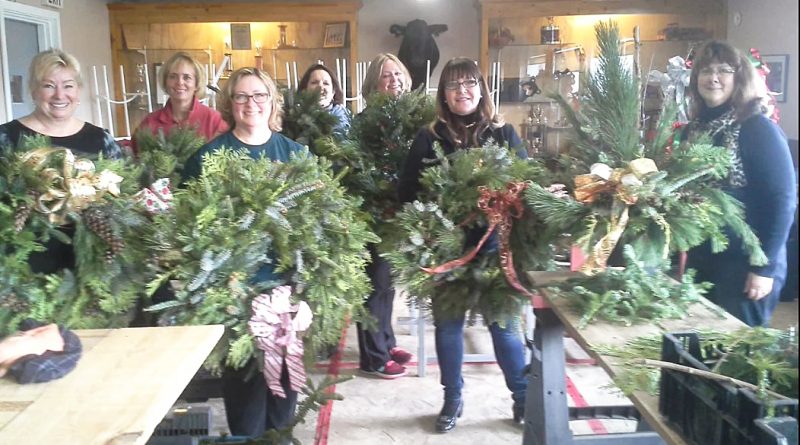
0,136,153,336
536,21,766,271
143,149,377,373
384,144,558,323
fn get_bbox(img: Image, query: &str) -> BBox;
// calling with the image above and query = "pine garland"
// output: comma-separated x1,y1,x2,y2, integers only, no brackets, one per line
384,144,557,323
534,21,766,269
143,149,377,373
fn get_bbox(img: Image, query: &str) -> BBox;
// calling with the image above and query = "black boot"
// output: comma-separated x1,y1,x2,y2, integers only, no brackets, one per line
513,401,525,424
435,399,464,433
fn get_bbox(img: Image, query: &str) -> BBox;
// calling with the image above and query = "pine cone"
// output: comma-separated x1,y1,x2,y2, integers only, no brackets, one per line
1,292,28,312
14,204,31,232
84,206,123,261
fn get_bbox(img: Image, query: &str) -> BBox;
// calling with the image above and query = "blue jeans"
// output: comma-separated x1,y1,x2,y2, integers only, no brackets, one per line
434,313,527,404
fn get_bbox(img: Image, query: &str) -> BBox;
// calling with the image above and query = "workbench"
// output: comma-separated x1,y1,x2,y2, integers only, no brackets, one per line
523,271,746,445
0,325,224,445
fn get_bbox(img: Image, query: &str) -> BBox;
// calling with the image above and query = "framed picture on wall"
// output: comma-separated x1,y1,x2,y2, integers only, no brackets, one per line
323,23,347,48
762,54,788,103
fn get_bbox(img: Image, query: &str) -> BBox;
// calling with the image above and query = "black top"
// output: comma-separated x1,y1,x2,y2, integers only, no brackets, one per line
0,119,122,159
398,120,525,203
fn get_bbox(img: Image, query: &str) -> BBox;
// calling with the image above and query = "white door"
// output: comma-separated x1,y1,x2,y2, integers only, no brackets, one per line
0,1,60,122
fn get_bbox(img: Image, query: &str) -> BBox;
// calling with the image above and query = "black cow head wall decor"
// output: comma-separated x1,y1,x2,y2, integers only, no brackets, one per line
390,19,448,90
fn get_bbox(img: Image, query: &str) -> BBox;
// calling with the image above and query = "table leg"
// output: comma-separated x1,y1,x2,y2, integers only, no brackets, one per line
523,308,574,445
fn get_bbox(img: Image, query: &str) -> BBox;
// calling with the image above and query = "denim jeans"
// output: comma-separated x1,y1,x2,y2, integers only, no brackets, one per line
433,313,527,404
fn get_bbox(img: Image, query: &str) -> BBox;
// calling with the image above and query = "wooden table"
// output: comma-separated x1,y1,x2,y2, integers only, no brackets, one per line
522,271,746,445
0,325,224,445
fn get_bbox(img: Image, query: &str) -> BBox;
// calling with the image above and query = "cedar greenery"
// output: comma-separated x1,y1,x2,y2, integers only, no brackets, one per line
143,149,377,373
543,245,711,328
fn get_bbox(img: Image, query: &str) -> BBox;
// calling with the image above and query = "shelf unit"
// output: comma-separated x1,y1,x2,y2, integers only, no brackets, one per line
106,2,361,134
476,0,726,155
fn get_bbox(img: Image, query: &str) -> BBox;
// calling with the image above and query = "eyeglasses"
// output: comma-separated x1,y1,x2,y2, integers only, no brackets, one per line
443,79,479,90
698,66,737,77
231,92,270,104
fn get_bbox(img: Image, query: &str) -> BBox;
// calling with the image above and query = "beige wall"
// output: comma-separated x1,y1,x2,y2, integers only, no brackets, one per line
13,0,112,125
728,0,798,139
358,0,480,88
11,0,794,139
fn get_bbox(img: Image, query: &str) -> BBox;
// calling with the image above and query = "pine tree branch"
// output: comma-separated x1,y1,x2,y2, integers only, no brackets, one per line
637,359,791,401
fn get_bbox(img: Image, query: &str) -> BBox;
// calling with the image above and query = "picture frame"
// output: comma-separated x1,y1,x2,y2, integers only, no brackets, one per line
762,54,788,103
323,22,347,48
230,23,252,50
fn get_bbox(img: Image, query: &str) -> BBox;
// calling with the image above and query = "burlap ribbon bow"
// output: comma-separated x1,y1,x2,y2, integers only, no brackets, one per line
422,181,538,299
248,286,312,398
21,148,122,225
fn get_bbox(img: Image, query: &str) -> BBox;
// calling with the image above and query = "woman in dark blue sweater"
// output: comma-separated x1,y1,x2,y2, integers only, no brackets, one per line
398,57,529,433
684,41,796,327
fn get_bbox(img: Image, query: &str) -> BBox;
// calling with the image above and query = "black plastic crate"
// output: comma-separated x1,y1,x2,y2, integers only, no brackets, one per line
659,331,798,445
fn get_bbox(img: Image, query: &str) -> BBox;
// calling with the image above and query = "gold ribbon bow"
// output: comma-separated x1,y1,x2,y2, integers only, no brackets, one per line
575,158,658,274
422,181,538,299
20,148,122,225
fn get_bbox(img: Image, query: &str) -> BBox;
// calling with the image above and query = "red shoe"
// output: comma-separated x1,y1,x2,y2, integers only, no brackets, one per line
390,347,414,365
360,360,407,379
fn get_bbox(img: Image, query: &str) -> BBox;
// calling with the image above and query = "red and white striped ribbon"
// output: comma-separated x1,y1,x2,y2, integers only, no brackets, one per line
248,286,313,398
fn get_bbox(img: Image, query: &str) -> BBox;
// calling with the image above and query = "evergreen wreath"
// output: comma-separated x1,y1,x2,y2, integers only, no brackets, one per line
281,88,341,148
0,136,153,336
384,144,558,323
525,21,766,272
312,90,437,252
143,149,377,373
133,126,207,188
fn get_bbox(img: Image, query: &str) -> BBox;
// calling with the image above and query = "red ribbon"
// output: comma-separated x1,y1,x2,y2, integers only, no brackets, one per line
422,181,537,299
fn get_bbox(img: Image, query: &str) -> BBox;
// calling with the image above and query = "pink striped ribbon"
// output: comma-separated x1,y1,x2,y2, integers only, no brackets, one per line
248,286,313,398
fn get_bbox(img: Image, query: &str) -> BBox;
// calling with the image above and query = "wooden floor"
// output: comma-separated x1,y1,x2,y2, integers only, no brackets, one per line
159,299,799,445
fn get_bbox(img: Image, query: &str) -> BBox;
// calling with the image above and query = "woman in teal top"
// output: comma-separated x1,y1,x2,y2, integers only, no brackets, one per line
183,67,305,442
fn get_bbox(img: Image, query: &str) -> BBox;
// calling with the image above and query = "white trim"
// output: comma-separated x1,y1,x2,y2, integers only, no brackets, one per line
0,0,61,121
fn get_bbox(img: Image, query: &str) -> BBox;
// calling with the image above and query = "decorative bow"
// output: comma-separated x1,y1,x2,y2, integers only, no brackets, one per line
422,181,538,299
248,286,312,398
648,56,691,124
134,178,174,214
21,148,122,225
574,159,658,273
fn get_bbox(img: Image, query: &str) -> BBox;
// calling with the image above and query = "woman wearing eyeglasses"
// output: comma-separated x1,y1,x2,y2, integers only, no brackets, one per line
684,41,796,327
398,57,529,433
183,67,306,441
184,67,306,178
132,52,228,154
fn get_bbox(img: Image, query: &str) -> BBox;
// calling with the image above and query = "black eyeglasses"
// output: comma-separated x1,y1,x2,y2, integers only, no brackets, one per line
231,92,270,104
443,79,479,91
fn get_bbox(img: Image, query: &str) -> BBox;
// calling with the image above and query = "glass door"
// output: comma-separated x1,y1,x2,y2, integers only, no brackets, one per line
0,1,60,122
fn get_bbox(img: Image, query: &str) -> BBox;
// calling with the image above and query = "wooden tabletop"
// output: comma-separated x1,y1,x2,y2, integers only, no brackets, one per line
527,271,746,445
0,325,224,445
